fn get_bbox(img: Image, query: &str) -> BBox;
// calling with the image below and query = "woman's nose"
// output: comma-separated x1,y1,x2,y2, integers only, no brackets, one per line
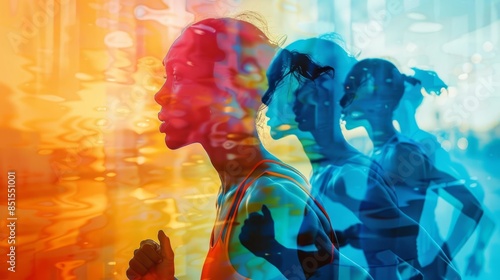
154,83,170,105
292,102,302,116
339,92,354,108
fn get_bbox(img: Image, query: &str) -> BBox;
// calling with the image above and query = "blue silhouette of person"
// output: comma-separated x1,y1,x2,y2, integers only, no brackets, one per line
240,37,460,279
340,58,484,279
393,68,496,277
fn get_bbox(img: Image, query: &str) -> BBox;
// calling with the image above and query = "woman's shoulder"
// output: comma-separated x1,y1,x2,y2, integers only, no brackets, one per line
247,160,311,198
343,152,375,170
380,135,429,160
242,161,333,232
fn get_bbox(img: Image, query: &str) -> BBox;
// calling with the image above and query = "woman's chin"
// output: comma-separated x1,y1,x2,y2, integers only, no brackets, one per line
269,130,287,140
297,122,313,133
343,120,361,131
164,136,188,150
344,123,355,130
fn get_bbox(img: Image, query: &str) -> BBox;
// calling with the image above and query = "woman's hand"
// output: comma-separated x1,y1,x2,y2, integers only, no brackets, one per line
465,251,484,277
126,230,176,280
239,205,280,258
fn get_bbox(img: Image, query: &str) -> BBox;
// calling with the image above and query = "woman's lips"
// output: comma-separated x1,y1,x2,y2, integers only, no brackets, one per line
159,118,189,132
341,109,362,119
158,112,167,122
159,121,168,133
158,109,186,121
349,111,363,119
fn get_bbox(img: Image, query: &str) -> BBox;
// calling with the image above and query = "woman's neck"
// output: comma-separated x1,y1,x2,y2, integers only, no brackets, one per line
307,125,358,171
399,114,420,136
369,116,398,148
203,137,273,194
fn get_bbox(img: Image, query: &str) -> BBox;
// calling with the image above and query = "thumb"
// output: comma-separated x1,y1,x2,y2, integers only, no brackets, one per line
261,205,272,220
158,230,175,262
336,178,346,195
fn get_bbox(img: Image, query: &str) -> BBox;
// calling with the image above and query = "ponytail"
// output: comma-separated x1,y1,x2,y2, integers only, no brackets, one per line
410,67,448,95
262,49,335,105
402,74,421,86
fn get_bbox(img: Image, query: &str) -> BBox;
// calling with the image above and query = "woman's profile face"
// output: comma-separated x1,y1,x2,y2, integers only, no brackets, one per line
264,79,320,148
293,80,321,133
154,28,222,149
341,75,376,130
155,21,275,150
266,41,354,139
264,75,303,140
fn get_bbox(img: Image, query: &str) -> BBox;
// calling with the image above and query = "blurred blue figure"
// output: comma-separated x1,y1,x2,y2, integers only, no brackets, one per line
340,58,485,279
393,69,496,277
242,37,460,279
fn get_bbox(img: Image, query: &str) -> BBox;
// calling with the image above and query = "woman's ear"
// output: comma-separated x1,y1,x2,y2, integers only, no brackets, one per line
365,76,376,95
315,78,335,106
235,42,276,91
234,61,268,91
218,87,246,120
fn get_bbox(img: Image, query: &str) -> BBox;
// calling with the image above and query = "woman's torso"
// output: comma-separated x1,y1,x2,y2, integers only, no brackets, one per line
201,159,334,279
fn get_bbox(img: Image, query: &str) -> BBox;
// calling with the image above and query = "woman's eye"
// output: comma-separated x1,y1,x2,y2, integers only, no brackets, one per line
242,61,258,73
297,94,313,105
303,89,317,104
298,95,307,104
307,94,317,105
173,74,182,81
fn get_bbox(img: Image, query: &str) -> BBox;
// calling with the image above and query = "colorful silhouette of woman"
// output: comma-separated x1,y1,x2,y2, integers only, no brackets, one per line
340,58,484,279
393,68,496,277
241,37,460,279
125,17,339,280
